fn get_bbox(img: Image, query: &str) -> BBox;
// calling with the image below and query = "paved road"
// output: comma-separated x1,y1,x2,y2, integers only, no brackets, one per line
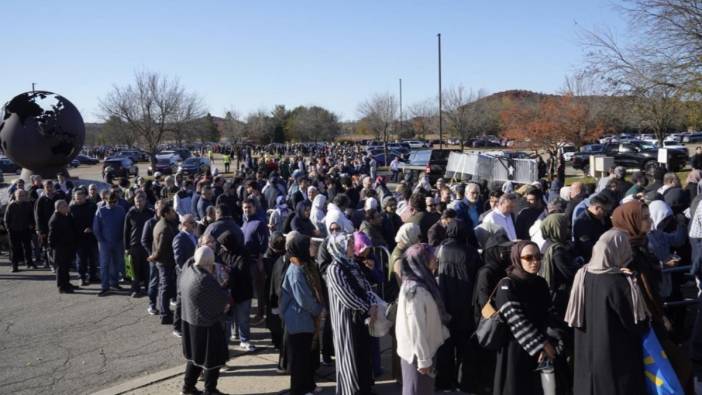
0,258,182,395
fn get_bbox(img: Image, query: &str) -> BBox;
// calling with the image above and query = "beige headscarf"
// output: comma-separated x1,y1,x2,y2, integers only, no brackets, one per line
395,223,421,246
564,228,649,328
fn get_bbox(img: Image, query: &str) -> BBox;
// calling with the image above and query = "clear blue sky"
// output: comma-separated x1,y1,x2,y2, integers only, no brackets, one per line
0,1,625,122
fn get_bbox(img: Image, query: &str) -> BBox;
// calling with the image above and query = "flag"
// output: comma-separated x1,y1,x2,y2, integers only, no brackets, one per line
642,327,684,395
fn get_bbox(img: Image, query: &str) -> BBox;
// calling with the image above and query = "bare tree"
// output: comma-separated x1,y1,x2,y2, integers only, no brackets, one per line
222,109,246,142
407,99,437,139
444,85,488,150
357,93,397,163
99,71,205,163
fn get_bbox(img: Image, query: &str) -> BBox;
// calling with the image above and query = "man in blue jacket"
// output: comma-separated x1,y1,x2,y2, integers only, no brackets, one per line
93,191,127,296
172,214,197,336
241,198,269,342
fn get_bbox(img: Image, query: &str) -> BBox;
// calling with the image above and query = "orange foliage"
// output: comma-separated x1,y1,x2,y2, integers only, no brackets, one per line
501,95,604,154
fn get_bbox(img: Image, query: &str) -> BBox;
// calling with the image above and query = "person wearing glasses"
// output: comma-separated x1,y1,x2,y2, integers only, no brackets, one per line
493,240,556,395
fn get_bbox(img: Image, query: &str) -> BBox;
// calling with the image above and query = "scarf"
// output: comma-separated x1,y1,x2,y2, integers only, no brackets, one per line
539,213,570,288
648,200,672,231
564,228,649,328
395,223,421,246
508,240,540,280
611,200,648,247
400,243,451,324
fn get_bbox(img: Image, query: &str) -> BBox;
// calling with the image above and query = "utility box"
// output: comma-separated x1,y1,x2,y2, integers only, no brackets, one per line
658,148,668,164
590,155,614,178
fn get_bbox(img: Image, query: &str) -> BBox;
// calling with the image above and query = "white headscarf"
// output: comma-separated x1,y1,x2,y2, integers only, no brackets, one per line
395,223,421,246
649,200,672,231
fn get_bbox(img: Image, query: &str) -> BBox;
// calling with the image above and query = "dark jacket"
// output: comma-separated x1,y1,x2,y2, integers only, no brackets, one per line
173,231,197,268
190,192,201,221
4,200,35,232
141,217,158,254
437,234,480,332
48,212,78,257
242,215,269,258
123,207,154,250
406,211,440,242
34,194,57,235
204,217,244,250
573,209,611,261
69,200,97,243
151,218,178,266
218,230,252,302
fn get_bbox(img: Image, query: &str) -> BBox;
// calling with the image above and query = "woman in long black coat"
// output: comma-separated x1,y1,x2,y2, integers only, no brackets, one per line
565,228,648,395
435,221,481,392
493,240,555,395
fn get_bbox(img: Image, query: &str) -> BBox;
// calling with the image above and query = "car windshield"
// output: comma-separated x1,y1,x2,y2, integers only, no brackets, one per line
409,150,432,165
183,158,200,165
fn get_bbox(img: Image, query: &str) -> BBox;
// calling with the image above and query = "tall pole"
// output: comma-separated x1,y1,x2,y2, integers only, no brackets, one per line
31,82,36,93
399,78,403,139
438,33,443,149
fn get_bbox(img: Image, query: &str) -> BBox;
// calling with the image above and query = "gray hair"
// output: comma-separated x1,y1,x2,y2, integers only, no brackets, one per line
194,246,215,269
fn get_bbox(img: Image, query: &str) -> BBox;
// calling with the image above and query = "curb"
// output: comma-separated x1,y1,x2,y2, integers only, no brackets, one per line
92,365,185,395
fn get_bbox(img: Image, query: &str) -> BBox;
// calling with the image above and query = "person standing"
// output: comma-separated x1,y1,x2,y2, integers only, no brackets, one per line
172,214,198,337
482,194,517,241
70,189,99,285
493,241,556,395
93,191,127,296
396,243,451,395
179,246,230,395
148,204,179,325
565,229,648,395
142,200,162,315
123,192,154,298
241,198,269,346
390,156,401,182
5,189,36,272
34,180,59,269
280,232,324,395
326,232,376,395
48,200,79,293
573,194,612,262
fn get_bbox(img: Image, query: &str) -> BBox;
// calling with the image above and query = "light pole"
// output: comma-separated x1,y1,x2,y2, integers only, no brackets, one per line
399,78,403,140
437,33,443,149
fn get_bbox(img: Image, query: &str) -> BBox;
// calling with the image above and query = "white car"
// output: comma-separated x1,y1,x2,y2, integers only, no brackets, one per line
405,140,429,149
558,144,577,162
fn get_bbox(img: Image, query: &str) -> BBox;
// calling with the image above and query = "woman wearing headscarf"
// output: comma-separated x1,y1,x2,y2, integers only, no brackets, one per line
434,220,481,392
359,209,388,248
291,200,318,237
493,240,555,395
612,200,694,393
310,193,327,237
390,223,421,284
264,231,286,349
179,246,230,395
268,195,289,234
326,232,376,395
353,231,384,378
539,213,579,318
280,232,324,395
565,229,648,395
647,200,686,300
395,243,451,395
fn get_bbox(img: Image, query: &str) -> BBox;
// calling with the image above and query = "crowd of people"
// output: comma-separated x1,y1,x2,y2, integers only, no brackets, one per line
4,142,702,395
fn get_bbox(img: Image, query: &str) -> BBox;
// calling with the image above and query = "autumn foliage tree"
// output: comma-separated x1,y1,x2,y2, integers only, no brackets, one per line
501,95,604,160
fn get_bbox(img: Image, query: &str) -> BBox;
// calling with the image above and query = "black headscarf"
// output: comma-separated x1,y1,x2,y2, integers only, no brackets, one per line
291,200,315,236
445,220,466,241
285,231,311,261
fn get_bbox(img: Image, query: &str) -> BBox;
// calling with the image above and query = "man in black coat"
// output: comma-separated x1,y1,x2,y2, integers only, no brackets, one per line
48,200,78,293
124,191,155,298
4,189,36,272
70,189,99,285
573,194,612,261
34,180,60,269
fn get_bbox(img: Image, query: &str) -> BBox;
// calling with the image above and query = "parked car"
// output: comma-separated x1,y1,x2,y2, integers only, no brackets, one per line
177,157,211,176
399,149,457,183
471,139,502,148
0,157,21,174
558,144,577,162
148,156,178,175
102,157,139,179
683,132,702,143
406,140,430,149
117,150,149,163
70,159,80,168
157,149,190,162
75,154,100,165
571,142,688,174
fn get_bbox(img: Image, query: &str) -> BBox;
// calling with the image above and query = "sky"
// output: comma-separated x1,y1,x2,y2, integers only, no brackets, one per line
0,1,627,122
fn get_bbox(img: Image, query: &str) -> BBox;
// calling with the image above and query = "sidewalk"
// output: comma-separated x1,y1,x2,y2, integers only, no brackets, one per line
96,323,464,395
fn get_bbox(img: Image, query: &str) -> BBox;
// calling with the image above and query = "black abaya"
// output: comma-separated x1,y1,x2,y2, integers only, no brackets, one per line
573,272,646,395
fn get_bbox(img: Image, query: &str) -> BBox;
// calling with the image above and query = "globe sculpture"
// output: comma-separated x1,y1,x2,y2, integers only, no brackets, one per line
0,91,85,179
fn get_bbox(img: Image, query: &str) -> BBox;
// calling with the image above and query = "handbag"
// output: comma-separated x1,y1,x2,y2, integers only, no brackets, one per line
473,278,509,350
